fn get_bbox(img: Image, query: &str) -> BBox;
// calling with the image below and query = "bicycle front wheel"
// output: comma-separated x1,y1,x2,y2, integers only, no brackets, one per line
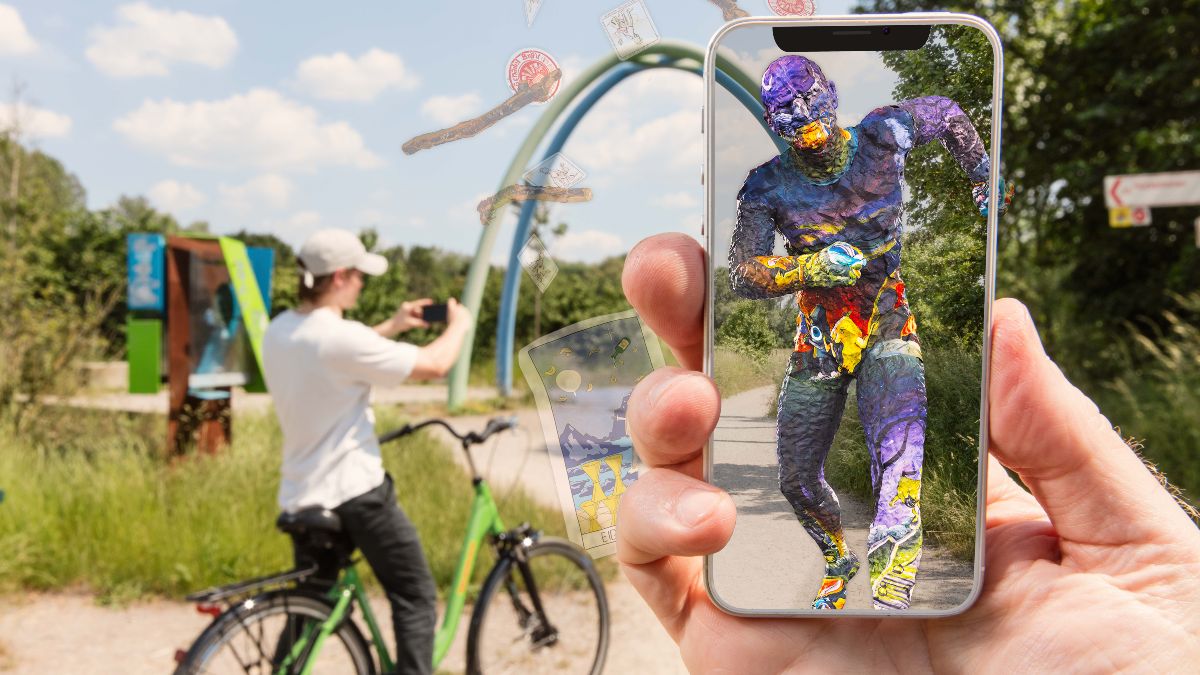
174,591,375,675
466,537,609,675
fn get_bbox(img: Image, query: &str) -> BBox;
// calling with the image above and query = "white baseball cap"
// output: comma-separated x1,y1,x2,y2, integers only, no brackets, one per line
297,229,388,277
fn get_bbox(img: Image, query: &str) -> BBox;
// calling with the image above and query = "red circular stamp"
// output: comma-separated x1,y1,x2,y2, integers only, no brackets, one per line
767,0,816,16
506,48,560,103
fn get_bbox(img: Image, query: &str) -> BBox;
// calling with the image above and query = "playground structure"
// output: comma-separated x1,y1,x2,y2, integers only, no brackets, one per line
447,40,785,407
126,234,273,454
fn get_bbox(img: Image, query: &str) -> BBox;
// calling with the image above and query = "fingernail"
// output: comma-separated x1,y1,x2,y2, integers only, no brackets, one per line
675,488,720,527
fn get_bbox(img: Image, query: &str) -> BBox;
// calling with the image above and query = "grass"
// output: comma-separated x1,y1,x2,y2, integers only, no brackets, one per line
0,404,592,604
713,347,792,399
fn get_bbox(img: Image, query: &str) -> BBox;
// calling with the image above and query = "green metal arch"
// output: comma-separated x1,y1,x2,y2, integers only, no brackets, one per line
448,40,760,409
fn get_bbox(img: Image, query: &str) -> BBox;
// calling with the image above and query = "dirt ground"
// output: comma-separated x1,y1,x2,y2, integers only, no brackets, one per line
0,576,685,674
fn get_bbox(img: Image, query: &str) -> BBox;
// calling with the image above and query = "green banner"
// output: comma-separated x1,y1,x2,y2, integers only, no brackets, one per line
218,237,269,372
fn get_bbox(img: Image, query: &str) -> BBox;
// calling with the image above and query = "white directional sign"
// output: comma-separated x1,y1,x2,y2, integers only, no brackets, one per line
1104,170,1200,209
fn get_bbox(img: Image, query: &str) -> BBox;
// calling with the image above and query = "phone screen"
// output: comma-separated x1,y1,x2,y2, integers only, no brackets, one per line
705,18,999,616
421,303,448,323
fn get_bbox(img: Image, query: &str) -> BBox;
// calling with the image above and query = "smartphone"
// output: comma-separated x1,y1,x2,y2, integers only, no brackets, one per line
703,13,1002,617
421,303,448,323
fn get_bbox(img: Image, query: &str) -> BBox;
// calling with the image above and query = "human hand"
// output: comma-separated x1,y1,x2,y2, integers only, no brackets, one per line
973,178,1015,218
389,298,433,333
802,241,864,287
618,232,1200,672
445,297,472,329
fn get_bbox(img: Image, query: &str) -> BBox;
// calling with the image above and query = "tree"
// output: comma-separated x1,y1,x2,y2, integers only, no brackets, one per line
861,0,1200,377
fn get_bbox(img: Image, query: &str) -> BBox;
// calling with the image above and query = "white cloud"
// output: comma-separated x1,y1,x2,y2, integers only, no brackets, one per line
86,3,237,78
551,229,623,262
114,89,382,170
655,190,700,209
148,179,205,211
567,69,702,174
0,4,37,55
295,48,419,102
261,210,322,247
0,102,71,138
219,173,292,212
420,92,482,127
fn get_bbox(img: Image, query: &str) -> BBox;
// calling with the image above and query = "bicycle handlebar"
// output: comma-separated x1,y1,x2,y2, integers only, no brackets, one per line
377,415,518,447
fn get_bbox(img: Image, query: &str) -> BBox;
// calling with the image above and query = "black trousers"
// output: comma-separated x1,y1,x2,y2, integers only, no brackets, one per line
293,474,438,675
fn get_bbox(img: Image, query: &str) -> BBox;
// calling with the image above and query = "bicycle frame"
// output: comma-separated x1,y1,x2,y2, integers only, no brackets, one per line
433,478,506,667
274,478,507,674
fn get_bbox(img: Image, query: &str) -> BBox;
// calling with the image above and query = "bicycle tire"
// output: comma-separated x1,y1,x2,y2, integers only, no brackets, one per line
466,537,609,675
174,590,376,675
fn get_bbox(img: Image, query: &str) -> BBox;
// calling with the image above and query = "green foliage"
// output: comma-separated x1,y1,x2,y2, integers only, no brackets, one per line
1096,293,1200,499
0,407,567,600
716,301,776,366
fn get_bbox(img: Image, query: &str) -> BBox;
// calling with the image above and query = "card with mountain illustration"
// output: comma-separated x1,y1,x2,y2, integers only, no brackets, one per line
519,309,665,558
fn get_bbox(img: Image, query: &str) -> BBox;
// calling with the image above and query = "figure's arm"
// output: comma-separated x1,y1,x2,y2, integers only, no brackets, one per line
727,187,862,299
898,95,1012,215
897,95,990,182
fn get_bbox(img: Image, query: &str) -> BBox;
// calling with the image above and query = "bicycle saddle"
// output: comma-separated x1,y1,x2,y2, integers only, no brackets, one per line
276,507,343,536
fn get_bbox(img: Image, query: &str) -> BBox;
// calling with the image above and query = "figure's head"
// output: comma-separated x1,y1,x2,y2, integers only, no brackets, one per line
761,55,839,150
297,228,387,310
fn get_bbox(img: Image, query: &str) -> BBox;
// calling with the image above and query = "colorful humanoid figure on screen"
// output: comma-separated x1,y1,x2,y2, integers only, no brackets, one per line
728,55,1006,610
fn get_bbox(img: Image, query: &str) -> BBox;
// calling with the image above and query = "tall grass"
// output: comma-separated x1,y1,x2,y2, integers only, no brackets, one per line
1091,293,1200,503
0,406,570,602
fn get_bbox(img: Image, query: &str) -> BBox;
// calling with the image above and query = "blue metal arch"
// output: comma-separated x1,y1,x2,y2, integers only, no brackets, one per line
495,56,785,395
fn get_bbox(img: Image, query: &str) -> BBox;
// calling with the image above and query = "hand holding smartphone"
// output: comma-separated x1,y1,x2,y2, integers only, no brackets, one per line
703,13,1003,617
420,302,448,323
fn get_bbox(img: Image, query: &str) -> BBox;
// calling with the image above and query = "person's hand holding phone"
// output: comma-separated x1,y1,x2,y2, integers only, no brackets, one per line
617,232,1200,672
390,298,433,333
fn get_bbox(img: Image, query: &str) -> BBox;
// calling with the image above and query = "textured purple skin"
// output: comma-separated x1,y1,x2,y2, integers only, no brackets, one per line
728,55,989,609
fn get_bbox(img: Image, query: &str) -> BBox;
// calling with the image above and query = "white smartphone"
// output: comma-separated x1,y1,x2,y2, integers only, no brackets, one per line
703,13,1004,617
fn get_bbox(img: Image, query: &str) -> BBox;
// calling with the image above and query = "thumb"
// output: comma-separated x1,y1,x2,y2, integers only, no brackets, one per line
988,298,1191,547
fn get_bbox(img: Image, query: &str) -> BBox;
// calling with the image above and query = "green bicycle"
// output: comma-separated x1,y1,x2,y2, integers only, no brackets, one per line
173,416,610,674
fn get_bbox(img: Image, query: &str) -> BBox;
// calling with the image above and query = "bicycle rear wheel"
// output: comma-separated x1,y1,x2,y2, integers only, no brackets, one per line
466,537,609,675
174,591,375,675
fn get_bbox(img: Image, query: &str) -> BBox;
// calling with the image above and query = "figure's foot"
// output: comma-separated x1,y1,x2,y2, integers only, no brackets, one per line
811,551,860,610
870,549,921,611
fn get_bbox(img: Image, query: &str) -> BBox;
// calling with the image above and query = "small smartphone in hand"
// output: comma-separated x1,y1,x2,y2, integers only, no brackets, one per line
421,303,448,323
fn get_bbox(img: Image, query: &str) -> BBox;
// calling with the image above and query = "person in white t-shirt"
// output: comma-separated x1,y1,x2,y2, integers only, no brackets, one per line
262,228,471,675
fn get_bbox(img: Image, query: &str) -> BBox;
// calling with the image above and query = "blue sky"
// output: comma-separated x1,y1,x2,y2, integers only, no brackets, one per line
0,0,859,263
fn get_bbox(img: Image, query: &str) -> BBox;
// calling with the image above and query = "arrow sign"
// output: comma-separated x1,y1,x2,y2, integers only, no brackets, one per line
1104,170,1200,208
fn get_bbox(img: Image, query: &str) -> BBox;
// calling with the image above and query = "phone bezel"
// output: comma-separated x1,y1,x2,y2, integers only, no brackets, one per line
702,12,1003,619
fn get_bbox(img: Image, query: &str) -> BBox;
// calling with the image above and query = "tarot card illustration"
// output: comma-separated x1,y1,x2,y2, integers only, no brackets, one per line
519,310,665,558
523,152,587,189
519,233,559,293
601,0,660,61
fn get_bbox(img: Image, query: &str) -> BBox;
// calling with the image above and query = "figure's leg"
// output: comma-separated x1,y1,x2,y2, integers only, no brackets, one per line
776,355,857,609
856,339,927,610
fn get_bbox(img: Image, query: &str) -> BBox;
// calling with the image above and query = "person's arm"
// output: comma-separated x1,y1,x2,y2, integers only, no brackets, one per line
374,298,433,338
728,179,862,298
897,95,990,183
408,298,472,380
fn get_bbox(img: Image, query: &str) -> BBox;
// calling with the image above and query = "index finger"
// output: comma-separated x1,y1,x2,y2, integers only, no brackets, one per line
622,233,707,371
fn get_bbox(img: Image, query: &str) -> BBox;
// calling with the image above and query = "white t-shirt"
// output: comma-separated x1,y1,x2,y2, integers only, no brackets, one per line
262,307,419,512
